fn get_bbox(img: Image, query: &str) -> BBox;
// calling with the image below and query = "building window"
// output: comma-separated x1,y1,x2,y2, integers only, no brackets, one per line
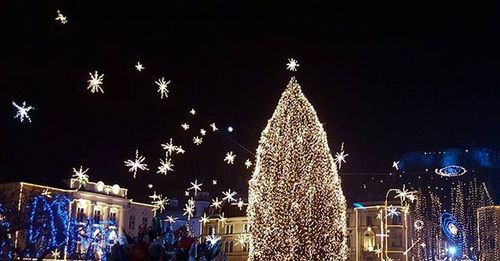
229,241,233,252
244,224,248,233
129,215,135,230
391,215,402,225
225,241,233,252
207,226,215,235
109,212,117,224
93,209,101,223
347,231,352,247
366,215,373,226
142,217,148,227
77,207,85,222
363,229,375,251
224,225,233,234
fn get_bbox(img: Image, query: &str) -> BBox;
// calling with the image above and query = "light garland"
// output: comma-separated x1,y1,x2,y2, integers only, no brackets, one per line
247,77,347,260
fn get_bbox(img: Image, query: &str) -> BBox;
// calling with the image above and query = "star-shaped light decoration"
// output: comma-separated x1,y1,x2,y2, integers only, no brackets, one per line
244,159,252,169
376,210,383,220
155,77,170,99
232,198,248,210
149,191,161,201
124,149,149,178
193,136,203,145
387,205,400,218
206,233,221,245
151,194,168,213
176,146,185,154
394,184,417,204
188,180,203,196
374,248,382,256
224,151,236,164
183,198,196,220
87,71,104,93
200,213,210,226
286,58,300,71
161,138,180,156
219,212,227,225
212,180,217,185
166,215,177,223
211,197,223,209
222,189,237,202
189,108,196,115
392,161,400,170
184,191,189,196
181,123,190,130
12,101,34,123
210,123,218,132
157,157,174,175
334,142,349,170
55,10,67,24
200,129,207,136
51,249,61,260
235,233,249,247
135,62,145,72
41,189,52,198
72,166,90,187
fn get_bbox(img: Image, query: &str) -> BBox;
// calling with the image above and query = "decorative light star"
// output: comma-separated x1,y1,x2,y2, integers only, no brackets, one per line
244,159,253,169
193,136,203,145
51,249,61,260
135,62,144,72
149,191,161,201
157,157,174,175
374,248,382,256
224,151,236,164
161,138,179,156
166,215,177,223
212,180,217,185
151,194,168,213
219,212,227,225
42,189,52,198
232,198,248,210
181,123,190,130
392,161,400,170
206,233,221,245
211,197,223,209
87,71,104,93
235,233,249,247
387,205,400,218
200,129,207,136
200,213,210,225
334,142,349,169
176,146,185,154
188,180,203,196
210,123,218,131
55,10,67,24
148,184,153,189
286,58,300,71
72,166,90,186
222,189,237,202
184,191,190,196
12,101,34,123
183,198,195,220
189,108,196,115
155,77,170,99
124,149,149,178
394,184,417,203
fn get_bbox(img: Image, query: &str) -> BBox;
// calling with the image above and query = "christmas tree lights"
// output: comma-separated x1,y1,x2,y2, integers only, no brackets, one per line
248,77,347,261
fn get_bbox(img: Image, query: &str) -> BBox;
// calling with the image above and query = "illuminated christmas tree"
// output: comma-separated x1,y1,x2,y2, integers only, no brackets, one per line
248,77,348,260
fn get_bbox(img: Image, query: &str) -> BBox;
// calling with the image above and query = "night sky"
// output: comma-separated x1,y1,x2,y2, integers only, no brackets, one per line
2,1,500,202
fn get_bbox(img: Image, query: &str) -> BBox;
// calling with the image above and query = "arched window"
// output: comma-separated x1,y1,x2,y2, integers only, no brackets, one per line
363,227,375,251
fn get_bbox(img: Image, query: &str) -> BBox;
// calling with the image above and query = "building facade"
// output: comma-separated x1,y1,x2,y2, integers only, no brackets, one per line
200,202,412,261
0,178,153,257
477,206,500,261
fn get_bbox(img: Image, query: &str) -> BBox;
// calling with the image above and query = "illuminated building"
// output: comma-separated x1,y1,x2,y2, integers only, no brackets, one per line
477,206,500,260
200,201,413,261
0,178,154,253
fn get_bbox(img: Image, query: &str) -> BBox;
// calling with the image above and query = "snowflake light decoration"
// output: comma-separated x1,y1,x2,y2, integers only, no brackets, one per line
51,249,61,260
210,123,218,132
188,180,203,196
149,191,161,201
155,77,170,99
211,197,223,209
124,149,149,178
12,101,34,123
189,108,196,115
224,151,236,164
42,189,52,198
161,138,180,156
183,198,196,220
55,10,67,24
334,142,349,170
286,58,300,71
222,189,237,202
181,123,190,130
206,233,221,245
392,161,400,170
212,180,217,185
135,62,144,72
72,166,90,186
157,157,174,175
232,198,248,210
87,71,104,93
387,205,400,218
235,233,249,247
150,192,168,213
200,129,207,136
176,146,185,154
219,212,227,225
394,184,417,204
193,136,203,145
244,159,252,169
200,213,210,225
166,215,177,223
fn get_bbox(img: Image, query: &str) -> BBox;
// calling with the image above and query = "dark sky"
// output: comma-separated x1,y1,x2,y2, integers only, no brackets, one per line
2,1,500,202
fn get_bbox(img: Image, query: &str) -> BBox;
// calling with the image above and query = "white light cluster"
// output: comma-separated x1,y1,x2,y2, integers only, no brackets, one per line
87,71,104,93
12,101,34,123
124,149,149,178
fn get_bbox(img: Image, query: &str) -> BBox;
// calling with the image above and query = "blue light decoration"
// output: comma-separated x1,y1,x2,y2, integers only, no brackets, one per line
353,203,366,209
434,165,467,177
441,213,464,257
0,204,14,260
